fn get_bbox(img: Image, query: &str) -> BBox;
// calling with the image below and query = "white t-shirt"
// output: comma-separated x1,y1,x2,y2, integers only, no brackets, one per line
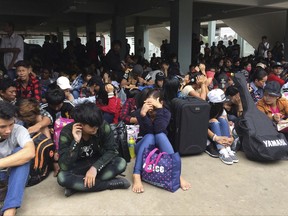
0,124,32,158
181,85,194,97
0,33,24,70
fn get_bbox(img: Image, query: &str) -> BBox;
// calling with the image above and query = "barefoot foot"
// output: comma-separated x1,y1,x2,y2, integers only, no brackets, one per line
180,176,191,191
132,174,144,193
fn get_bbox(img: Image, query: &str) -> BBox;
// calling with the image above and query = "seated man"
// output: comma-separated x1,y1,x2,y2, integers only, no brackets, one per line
0,78,17,105
15,60,41,101
0,101,35,216
40,86,75,125
57,102,130,197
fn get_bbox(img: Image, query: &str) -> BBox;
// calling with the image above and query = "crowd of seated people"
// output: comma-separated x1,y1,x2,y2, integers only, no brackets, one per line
1,35,288,215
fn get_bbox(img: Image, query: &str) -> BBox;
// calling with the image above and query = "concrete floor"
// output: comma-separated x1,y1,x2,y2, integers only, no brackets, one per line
18,151,288,216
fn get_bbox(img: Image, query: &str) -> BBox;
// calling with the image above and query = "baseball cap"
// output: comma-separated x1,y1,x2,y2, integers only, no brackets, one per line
264,81,281,97
208,88,229,103
272,62,283,68
56,76,72,90
131,64,143,78
156,72,165,81
216,73,229,90
142,71,152,82
256,62,267,69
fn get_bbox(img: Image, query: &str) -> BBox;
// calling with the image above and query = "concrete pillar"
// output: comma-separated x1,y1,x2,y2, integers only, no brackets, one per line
170,1,179,55
170,0,193,73
134,18,149,60
86,15,96,42
56,29,64,51
208,21,216,46
111,15,126,60
237,34,244,58
284,10,288,61
69,26,78,44
193,19,201,39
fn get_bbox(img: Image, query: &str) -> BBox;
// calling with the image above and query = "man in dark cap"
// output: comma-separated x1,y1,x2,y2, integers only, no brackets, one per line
257,81,288,123
267,62,285,86
154,72,165,88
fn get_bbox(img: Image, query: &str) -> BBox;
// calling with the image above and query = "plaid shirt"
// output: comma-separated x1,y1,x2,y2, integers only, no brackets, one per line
119,98,137,124
16,75,41,101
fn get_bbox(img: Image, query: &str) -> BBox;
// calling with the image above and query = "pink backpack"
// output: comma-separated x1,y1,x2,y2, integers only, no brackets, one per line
53,117,74,150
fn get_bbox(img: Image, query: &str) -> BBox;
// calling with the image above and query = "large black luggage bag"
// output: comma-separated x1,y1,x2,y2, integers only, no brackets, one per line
233,73,288,161
169,97,210,155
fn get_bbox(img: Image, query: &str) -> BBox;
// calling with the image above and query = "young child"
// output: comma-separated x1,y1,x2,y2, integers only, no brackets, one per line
207,89,238,165
132,89,191,193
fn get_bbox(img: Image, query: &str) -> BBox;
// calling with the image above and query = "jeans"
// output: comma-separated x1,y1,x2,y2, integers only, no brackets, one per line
103,113,114,124
72,89,80,99
133,133,174,174
57,156,126,192
209,117,231,150
1,147,30,213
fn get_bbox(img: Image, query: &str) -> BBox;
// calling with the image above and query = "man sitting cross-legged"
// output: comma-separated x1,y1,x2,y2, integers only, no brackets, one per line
57,102,130,197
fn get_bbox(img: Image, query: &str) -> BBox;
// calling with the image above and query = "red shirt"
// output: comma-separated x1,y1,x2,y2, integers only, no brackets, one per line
267,73,285,86
96,96,121,124
16,75,41,101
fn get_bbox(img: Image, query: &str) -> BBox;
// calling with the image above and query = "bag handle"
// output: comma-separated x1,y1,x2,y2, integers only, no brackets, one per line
144,148,167,173
154,152,167,166
144,148,158,165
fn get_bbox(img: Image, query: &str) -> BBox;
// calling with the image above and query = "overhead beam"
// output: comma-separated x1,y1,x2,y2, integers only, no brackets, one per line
63,2,114,14
0,1,52,16
194,0,259,7
259,0,288,7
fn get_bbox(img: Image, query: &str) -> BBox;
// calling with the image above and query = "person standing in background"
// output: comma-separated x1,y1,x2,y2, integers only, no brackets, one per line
257,36,270,59
0,22,24,80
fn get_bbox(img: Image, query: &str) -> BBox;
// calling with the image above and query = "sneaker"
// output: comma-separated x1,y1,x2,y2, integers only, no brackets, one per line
108,177,131,190
64,188,77,197
219,150,233,165
227,151,239,163
205,143,219,158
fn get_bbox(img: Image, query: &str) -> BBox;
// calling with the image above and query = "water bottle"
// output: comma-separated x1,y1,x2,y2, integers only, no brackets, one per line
127,128,136,159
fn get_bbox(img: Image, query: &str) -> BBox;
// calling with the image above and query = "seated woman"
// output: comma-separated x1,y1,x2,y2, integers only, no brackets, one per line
71,70,93,99
132,89,191,193
256,81,288,123
119,88,141,125
96,83,121,124
224,85,243,123
180,71,208,100
207,89,238,165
